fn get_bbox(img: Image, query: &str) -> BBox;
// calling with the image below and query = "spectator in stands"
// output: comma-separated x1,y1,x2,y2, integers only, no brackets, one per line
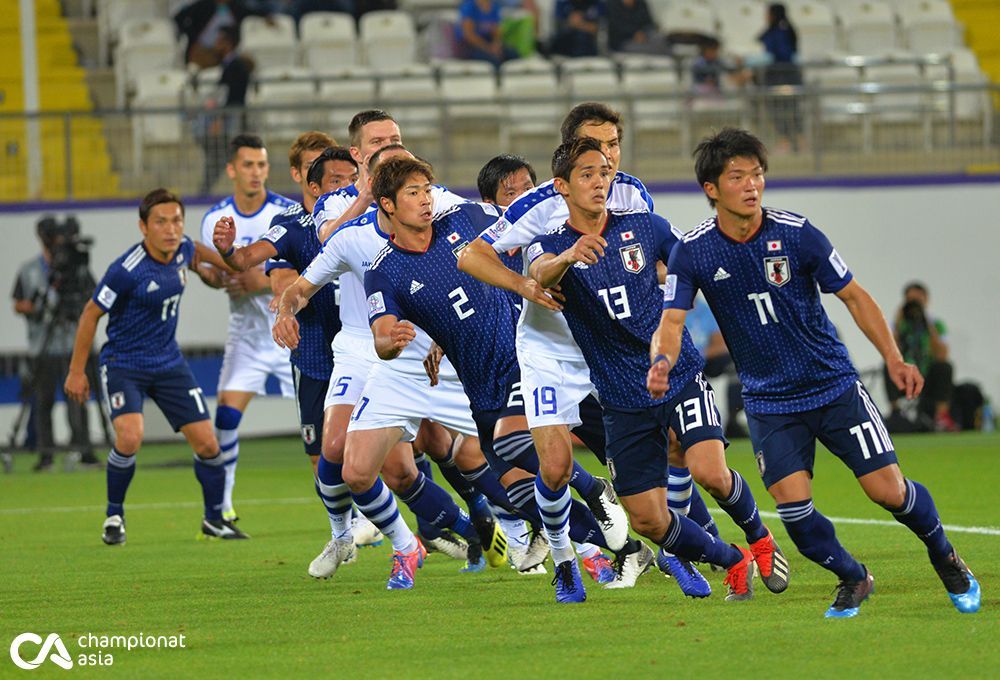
886,282,958,432
551,0,604,57
606,0,670,55
174,0,273,68
686,294,747,438
275,0,355,23
758,2,804,152
457,0,520,67
691,37,751,96
199,25,253,194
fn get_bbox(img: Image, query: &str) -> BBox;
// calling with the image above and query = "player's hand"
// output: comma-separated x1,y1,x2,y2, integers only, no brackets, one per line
213,216,236,254
887,358,924,400
224,272,249,299
647,358,670,399
268,295,280,313
517,277,563,311
564,234,607,265
64,371,90,404
273,313,300,350
424,342,444,386
390,320,416,352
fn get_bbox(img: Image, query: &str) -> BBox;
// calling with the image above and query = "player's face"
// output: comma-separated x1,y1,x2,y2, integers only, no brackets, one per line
707,156,765,219
386,172,434,230
366,148,414,191
314,159,359,195
563,150,612,214
293,148,325,187
227,146,269,197
354,120,402,164
494,168,535,208
139,202,184,258
575,122,621,176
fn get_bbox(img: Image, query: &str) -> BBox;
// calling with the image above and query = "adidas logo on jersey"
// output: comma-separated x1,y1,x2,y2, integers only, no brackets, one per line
146,280,160,292
713,267,731,281
410,280,424,294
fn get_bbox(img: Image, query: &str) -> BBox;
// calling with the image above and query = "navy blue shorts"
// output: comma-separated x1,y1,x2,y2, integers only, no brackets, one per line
746,380,898,489
99,362,209,432
293,366,327,456
571,393,607,465
604,373,726,497
472,369,527,479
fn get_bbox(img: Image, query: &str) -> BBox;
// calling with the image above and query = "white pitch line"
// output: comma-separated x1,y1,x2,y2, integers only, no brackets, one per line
1,497,998,536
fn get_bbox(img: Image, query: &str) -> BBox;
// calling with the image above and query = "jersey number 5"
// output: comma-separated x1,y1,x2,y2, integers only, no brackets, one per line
747,292,779,325
449,286,475,320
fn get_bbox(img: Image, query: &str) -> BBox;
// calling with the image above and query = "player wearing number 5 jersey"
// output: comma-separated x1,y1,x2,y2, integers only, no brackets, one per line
654,128,980,617
64,189,249,545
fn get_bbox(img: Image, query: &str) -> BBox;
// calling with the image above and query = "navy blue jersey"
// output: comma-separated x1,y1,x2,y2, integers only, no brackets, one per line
664,208,858,414
528,210,704,408
261,202,340,380
93,238,195,371
364,203,520,413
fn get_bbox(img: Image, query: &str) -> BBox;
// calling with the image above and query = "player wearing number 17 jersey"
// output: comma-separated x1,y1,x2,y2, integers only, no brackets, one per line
654,128,980,617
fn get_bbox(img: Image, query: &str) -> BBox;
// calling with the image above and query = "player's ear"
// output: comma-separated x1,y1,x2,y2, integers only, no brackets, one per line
553,177,569,197
378,196,394,215
703,181,719,202
225,162,237,180
138,219,148,237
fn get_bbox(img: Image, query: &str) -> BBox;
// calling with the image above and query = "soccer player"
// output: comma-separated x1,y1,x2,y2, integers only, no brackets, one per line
526,138,777,601
653,127,981,616
64,189,248,543
364,157,648,602
200,134,297,524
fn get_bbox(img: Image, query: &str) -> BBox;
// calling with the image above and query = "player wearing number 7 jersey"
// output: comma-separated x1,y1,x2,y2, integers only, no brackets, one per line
653,128,980,617
64,189,249,545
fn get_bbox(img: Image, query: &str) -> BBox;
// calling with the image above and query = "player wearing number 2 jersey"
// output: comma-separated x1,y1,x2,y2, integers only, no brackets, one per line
653,127,980,618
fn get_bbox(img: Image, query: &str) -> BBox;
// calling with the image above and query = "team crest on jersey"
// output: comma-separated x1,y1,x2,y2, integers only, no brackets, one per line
451,241,469,260
764,256,790,287
621,230,635,242
619,244,645,274
178,268,187,286
766,240,782,252
301,424,316,445
110,392,126,410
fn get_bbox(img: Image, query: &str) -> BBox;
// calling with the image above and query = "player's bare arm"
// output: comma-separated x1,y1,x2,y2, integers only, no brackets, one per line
458,238,562,311
268,267,298,299
423,341,444,386
370,315,416,361
272,275,320,350
211,216,279,272
529,234,607,289
63,300,105,403
647,308,687,399
835,278,924,399
190,242,229,288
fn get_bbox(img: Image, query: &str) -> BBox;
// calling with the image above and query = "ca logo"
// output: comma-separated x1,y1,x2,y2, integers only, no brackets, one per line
9,633,74,670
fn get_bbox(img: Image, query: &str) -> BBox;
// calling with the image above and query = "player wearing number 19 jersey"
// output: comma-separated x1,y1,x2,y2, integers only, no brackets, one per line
655,127,979,617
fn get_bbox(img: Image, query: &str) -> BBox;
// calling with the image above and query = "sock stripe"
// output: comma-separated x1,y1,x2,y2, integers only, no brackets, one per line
493,432,535,462
399,473,427,504
194,452,226,467
107,449,135,469
219,439,238,453
776,500,814,523
464,463,489,482
892,479,918,516
721,469,744,506
662,508,683,548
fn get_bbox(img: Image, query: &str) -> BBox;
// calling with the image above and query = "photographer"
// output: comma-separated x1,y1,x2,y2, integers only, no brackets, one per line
886,281,957,432
11,217,100,471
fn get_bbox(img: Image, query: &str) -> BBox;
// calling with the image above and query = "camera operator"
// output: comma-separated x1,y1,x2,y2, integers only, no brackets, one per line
11,217,101,471
885,281,957,432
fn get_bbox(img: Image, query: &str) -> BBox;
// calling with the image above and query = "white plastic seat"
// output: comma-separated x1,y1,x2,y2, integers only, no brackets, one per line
500,59,562,136
790,1,839,59
811,64,865,124
132,69,189,145
300,12,358,71
250,67,317,138
378,65,442,138
659,2,717,37
360,11,418,70
317,68,378,131
116,18,178,107
925,48,989,122
839,0,898,56
864,61,924,122
99,0,163,65
900,0,958,54
717,2,768,58
241,15,300,68
621,61,683,131
439,60,499,121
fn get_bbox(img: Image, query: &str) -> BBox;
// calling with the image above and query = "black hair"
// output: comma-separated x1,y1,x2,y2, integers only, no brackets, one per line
139,188,184,222
477,154,537,202
551,137,605,181
904,281,928,297
367,143,410,174
559,102,624,145
306,146,356,186
228,133,265,161
693,127,769,207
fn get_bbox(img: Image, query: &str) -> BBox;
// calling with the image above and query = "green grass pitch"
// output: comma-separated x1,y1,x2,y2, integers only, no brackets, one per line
1,433,997,678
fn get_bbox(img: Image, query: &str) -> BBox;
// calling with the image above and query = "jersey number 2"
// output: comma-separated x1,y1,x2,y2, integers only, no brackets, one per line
449,286,475,319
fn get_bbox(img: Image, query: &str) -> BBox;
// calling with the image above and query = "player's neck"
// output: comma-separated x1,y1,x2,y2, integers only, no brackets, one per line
143,240,175,264
233,190,266,216
566,206,607,234
301,191,316,214
716,207,762,242
390,223,431,252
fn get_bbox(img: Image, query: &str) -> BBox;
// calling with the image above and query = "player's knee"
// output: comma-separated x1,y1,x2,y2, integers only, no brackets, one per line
867,479,907,510
191,436,220,459
629,514,666,541
538,458,572,489
323,433,346,463
381,466,417,494
694,466,731,499
342,460,377,493
113,426,143,454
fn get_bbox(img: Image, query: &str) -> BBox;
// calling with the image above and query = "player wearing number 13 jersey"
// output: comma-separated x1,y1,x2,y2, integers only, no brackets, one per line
654,128,980,617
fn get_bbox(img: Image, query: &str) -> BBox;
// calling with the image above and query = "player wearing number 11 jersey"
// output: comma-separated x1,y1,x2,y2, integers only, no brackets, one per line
654,128,980,617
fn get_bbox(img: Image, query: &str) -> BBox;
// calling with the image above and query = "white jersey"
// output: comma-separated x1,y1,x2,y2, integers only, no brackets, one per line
312,183,470,236
480,172,655,360
200,191,297,337
302,208,456,380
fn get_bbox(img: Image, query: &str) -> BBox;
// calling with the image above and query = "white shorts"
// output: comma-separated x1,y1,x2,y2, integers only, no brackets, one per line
346,364,478,441
218,335,294,397
324,329,376,409
517,348,597,429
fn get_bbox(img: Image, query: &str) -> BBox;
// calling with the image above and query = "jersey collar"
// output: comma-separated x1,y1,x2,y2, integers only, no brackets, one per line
564,212,610,238
715,212,766,244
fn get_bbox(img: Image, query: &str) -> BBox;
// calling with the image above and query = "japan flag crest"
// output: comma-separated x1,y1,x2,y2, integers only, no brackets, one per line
620,244,646,274
764,256,790,287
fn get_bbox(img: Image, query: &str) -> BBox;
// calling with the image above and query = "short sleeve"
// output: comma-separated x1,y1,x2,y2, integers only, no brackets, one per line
303,235,348,287
180,238,196,267
262,220,295,261
801,220,853,294
199,211,214,245
526,234,559,263
363,269,403,324
265,258,295,275
663,241,698,311
312,191,354,234
649,213,678,264
92,263,136,313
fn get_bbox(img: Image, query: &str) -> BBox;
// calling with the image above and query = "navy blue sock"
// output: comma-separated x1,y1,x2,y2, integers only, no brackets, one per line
569,461,597,498
463,462,518,514
399,472,477,543
687,485,720,537
193,452,226,521
492,431,539,474
106,448,135,517
777,500,866,581
432,451,492,521
505,477,609,549
315,456,353,540
715,469,767,543
891,479,953,561
660,509,743,567
412,455,439,538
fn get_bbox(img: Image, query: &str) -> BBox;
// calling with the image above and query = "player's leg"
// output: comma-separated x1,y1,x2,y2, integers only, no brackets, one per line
214,389,254,522
292,367,326,476
98,364,148,545
821,382,979,613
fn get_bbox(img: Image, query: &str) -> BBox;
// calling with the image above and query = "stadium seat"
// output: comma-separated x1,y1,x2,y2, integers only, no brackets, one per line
132,69,189,146
790,2,840,59
300,12,358,72
438,59,499,122
560,57,625,110
241,15,299,69
620,57,684,132
900,0,959,54
924,48,990,123
499,58,562,140
98,0,163,66
864,60,925,122
716,1,768,58
378,64,441,139
115,18,178,108
809,63,864,124
360,11,418,70
839,1,898,56
658,2,717,38
249,67,317,139
317,67,378,132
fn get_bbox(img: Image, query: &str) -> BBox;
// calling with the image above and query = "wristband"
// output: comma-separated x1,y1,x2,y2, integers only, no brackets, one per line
652,354,671,368
222,246,235,257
